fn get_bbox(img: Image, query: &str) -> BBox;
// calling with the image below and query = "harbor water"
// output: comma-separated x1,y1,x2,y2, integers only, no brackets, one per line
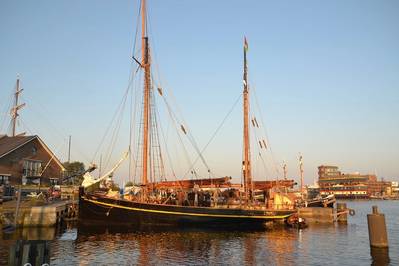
1,200,398,265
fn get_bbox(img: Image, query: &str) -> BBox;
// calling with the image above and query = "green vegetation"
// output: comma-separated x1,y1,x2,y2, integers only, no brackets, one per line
63,161,85,185
110,183,120,191
125,181,134,187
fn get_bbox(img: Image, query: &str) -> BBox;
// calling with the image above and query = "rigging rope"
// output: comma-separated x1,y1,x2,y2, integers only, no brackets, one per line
182,93,242,178
20,95,91,162
102,92,128,172
159,90,197,178
129,4,216,183
251,82,282,178
91,79,132,164
40,140,68,176
0,89,13,134
144,9,207,180
155,103,177,181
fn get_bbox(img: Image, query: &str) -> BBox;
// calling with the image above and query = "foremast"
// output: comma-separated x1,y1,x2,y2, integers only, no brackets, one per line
243,37,252,204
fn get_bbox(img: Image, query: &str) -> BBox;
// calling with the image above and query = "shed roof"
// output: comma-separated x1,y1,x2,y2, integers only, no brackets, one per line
0,135,64,170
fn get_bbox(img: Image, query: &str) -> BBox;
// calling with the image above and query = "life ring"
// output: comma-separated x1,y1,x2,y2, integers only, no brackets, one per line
349,209,355,216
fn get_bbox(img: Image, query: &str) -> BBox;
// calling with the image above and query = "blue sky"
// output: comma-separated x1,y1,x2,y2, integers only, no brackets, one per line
1,0,398,185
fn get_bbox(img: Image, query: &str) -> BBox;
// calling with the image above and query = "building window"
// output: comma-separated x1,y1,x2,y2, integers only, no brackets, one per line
22,160,42,177
0,174,10,185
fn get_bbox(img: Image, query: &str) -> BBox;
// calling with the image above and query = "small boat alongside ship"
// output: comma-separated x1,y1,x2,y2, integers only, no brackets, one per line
78,0,297,228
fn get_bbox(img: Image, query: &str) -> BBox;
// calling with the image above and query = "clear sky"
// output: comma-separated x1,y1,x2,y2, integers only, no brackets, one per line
1,0,398,185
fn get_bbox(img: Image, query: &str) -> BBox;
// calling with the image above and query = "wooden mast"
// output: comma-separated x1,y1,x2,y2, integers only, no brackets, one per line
11,77,25,137
299,153,304,195
283,161,287,180
141,0,151,187
243,37,252,204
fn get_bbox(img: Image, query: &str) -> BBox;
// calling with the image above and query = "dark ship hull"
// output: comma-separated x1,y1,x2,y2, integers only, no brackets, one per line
306,195,336,208
306,201,334,208
79,192,295,228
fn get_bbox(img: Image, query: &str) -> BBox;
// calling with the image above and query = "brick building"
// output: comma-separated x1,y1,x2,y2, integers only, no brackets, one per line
318,165,387,199
0,135,65,186
367,180,392,196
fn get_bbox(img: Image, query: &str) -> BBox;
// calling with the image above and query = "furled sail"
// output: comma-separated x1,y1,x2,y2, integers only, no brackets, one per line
82,151,129,189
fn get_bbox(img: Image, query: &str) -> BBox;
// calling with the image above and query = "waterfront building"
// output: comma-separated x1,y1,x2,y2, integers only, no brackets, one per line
0,135,64,186
318,165,390,199
392,181,399,196
367,179,392,197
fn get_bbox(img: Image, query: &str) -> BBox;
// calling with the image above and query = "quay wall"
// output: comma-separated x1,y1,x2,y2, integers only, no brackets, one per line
299,207,334,223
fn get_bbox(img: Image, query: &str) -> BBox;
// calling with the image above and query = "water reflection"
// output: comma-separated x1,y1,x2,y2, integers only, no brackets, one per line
1,201,398,266
370,247,390,266
2,226,55,241
75,223,302,265
265,230,297,266
8,240,50,266
1,224,69,266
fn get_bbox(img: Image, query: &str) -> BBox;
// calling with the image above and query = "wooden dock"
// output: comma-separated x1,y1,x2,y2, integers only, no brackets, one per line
298,207,335,223
298,206,353,224
2,199,77,227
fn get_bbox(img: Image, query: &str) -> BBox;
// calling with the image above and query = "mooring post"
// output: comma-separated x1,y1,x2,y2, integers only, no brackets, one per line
79,186,84,198
367,206,389,248
13,186,22,227
336,203,347,223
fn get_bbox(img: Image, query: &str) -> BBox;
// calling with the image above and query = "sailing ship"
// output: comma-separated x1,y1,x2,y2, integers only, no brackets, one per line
79,0,296,228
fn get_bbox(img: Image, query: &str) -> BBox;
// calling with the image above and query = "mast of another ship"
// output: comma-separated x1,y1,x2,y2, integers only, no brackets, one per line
141,0,151,195
299,153,304,197
283,161,287,180
11,77,25,137
243,37,252,204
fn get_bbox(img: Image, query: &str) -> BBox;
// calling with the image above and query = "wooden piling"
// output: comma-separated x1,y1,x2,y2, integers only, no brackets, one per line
336,203,347,223
367,206,389,248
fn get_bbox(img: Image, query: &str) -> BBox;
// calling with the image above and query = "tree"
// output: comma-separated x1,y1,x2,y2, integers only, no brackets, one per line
110,183,120,192
125,181,134,187
63,161,85,185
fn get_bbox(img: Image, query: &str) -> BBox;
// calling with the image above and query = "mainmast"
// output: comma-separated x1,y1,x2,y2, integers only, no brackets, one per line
141,0,151,186
11,77,25,137
243,37,252,203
